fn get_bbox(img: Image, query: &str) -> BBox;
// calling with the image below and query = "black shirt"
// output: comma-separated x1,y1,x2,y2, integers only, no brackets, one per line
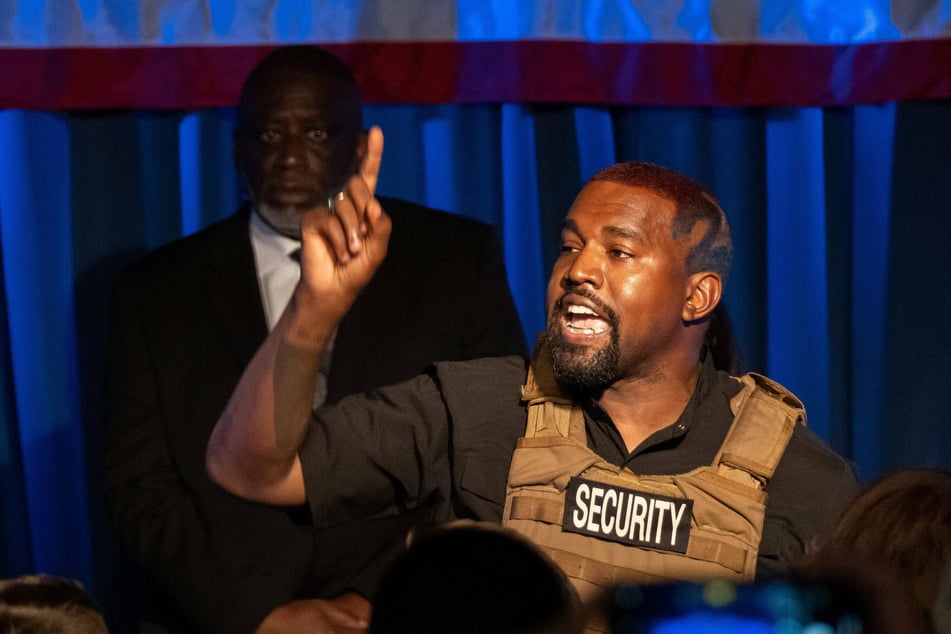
583,354,741,471
301,354,858,579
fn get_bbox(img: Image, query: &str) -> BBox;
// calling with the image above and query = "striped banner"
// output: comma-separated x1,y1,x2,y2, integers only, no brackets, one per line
2,1,950,109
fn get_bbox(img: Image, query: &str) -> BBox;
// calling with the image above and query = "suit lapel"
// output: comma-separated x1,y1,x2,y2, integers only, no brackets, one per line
328,197,417,402
201,206,269,369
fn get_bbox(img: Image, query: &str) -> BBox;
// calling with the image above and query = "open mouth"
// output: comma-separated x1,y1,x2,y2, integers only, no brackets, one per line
562,300,611,337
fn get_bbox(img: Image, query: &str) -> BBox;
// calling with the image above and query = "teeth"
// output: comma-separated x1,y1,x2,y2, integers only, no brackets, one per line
567,326,601,335
566,304,598,316
566,323,607,335
564,303,609,335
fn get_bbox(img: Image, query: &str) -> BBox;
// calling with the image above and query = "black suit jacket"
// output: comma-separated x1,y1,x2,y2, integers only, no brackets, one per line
103,197,527,633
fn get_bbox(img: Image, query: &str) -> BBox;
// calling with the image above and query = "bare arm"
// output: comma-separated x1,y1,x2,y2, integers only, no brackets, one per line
207,127,390,506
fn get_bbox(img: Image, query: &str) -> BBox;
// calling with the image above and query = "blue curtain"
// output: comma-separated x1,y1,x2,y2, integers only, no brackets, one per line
1,101,949,624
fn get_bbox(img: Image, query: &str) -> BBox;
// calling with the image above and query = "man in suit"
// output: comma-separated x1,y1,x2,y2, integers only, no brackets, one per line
103,45,525,633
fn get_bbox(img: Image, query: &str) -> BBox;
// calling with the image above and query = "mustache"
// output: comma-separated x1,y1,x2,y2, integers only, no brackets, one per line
551,289,619,328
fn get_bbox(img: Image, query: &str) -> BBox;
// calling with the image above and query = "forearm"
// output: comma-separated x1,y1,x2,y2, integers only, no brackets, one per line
207,289,336,505
208,126,388,506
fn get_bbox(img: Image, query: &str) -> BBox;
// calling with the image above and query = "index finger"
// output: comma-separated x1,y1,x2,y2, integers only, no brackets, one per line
360,125,383,196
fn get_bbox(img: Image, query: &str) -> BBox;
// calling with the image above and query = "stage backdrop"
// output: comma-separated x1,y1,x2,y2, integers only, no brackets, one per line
1,2,950,628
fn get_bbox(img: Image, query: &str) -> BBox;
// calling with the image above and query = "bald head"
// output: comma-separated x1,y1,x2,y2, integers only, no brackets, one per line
237,45,362,133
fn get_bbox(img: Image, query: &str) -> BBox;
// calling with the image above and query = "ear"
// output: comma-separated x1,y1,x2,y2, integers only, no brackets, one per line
682,272,722,322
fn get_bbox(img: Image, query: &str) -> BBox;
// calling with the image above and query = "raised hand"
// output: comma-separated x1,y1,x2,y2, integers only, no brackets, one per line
257,592,371,634
297,126,391,324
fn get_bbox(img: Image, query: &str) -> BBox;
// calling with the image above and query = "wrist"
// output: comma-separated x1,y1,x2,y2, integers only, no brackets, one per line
281,289,344,351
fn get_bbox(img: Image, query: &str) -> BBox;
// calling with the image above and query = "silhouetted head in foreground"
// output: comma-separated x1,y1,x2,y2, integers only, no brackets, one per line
799,467,951,634
370,522,583,634
0,574,108,633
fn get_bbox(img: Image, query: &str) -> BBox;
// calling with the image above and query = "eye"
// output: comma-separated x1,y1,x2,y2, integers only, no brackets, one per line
559,240,581,255
259,128,281,144
609,248,633,260
308,128,329,142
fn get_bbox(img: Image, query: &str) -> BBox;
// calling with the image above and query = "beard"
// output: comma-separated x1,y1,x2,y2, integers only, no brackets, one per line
546,293,620,396
255,201,304,240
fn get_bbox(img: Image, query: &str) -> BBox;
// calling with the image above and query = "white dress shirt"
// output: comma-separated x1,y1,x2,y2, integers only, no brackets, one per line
250,210,335,407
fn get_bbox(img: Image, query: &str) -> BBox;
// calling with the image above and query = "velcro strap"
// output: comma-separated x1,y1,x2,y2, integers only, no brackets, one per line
516,435,579,449
509,494,564,524
547,546,670,586
695,469,767,502
521,335,570,404
721,374,800,481
685,534,749,574
723,390,791,476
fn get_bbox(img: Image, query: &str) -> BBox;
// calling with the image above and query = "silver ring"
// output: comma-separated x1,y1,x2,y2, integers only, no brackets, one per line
327,191,346,214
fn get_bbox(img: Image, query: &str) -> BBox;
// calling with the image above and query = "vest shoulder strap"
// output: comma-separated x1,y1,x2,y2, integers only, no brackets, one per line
521,336,802,488
716,372,804,486
521,337,579,439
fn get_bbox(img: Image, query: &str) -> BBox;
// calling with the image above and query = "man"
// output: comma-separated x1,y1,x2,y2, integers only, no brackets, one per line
103,47,525,633
206,143,858,630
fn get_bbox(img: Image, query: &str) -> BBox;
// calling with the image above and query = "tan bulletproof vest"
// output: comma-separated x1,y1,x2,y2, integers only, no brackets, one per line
502,346,803,629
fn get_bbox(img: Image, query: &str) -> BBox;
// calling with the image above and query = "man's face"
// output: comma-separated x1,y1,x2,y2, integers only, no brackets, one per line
234,71,363,238
546,181,695,393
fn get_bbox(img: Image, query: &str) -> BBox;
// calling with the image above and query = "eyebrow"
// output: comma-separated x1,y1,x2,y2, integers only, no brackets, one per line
561,219,643,242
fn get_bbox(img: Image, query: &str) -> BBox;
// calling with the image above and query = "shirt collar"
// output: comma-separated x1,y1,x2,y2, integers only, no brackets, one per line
249,209,300,274
583,351,729,460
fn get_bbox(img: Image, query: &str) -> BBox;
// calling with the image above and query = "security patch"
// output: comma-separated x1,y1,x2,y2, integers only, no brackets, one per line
562,476,692,553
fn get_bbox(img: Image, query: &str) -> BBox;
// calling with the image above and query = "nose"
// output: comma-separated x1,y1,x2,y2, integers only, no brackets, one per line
563,243,603,289
276,133,307,167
